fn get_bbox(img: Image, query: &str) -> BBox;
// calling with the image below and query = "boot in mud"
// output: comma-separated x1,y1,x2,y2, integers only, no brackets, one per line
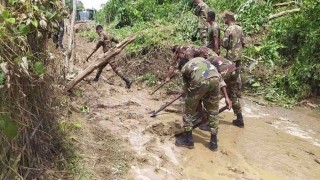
199,122,211,132
232,113,244,128
175,130,194,149
209,133,218,151
124,78,132,89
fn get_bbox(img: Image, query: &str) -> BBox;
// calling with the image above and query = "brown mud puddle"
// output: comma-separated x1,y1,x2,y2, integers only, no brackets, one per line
69,34,320,179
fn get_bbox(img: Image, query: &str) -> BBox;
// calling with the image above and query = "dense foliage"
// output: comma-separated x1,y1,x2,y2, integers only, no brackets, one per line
0,0,68,178
94,0,319,105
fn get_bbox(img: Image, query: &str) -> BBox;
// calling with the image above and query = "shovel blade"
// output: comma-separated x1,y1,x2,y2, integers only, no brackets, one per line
148,110,156,114
150,113,157,117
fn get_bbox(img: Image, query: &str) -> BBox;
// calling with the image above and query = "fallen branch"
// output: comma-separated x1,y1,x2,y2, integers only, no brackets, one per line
64,35,136,92
273,1,296,7
243,55,257,62
268,8,300,20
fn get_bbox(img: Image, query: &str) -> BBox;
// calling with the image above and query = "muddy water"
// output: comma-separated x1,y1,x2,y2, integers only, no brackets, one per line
81,79,320,179
73,35,320,180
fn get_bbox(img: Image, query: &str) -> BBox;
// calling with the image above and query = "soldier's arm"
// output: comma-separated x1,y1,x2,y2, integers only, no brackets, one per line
95,32,105,50
241,30,245,48
182,75,189,97
222,29,231,49
194,5,201,16
213,36,220,55
219,76,232,109
165,66,176,82
111,35,119,43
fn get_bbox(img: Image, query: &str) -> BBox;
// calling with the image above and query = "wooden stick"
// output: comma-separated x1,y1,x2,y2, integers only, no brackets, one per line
273,1,296,7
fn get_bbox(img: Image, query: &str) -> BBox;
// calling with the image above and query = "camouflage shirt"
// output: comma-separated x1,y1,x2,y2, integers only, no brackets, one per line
222,23,244,62
207,56,237,80
181,57,225,89
96,30,119,53
194,2,210,29
207,22,220,50
172,45,217,64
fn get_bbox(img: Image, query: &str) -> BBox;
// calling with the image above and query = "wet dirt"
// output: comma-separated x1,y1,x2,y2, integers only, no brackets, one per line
67,34,320,179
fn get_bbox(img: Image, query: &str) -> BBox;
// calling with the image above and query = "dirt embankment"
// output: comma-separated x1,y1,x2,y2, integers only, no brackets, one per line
59,33,320,179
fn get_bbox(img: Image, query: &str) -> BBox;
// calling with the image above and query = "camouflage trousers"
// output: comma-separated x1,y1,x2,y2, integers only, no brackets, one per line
224,71,242,114
95,57,127,82
184,77,220,134
58,30,64,49
198,28,208,45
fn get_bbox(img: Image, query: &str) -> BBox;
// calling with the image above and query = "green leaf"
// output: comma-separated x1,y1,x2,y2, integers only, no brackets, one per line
0,71,4,86
33,61,45,75
31,19,38,28
45,11,57,20
252,82,261,87
5,18,16,24
18,24,31,36
1,10,10,19
0,114,18,139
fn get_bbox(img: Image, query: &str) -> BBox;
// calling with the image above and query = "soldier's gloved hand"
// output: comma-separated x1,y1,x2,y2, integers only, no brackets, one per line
165,77,171,83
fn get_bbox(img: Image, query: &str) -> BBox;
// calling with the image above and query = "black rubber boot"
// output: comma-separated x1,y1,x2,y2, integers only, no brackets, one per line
175,130,194,149
124,78,132,89
232,113,244,128
209,133,218,151
199,122,211,132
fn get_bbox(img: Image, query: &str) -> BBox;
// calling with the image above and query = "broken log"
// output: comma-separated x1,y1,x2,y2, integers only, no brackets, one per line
268,8,300,20
273,1,296,7
64,35,136,92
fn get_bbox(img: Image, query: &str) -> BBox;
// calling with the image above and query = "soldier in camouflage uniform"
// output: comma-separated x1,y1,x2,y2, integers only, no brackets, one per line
91,25,132,88
175,57,232,151
165,45,216,82
206,11,220,55
221,11,244,69
207,55,244,127
193,0,210,45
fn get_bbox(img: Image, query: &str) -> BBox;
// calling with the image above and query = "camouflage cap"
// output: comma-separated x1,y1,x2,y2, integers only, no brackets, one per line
221,11,235,19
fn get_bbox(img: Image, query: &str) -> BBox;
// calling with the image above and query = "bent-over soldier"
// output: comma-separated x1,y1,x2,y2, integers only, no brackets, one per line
175,57,232,151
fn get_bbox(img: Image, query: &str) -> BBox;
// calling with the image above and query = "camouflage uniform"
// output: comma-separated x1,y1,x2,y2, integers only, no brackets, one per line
94,30,130,85
181,57,226,134
207,22,220,52
194,2,210,45
207,56,242,115
53,21,64,49
58,21,64,49
222,23,244,66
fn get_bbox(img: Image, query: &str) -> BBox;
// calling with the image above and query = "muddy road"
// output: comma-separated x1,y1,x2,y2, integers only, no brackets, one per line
66,35,320,180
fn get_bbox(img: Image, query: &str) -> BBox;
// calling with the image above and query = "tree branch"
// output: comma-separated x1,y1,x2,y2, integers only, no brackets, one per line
268,8,300,20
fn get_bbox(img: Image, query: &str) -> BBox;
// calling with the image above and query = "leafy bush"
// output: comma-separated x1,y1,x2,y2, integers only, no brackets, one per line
95,0,319,103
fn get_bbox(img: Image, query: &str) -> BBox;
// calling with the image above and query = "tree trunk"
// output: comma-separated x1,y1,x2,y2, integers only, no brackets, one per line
64,0,76,77
62,0,65,6
268,8,300,20
64,35,136,92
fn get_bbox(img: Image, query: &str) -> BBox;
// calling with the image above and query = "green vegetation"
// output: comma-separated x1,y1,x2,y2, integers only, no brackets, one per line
93,0,319,106
0,0,70,178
